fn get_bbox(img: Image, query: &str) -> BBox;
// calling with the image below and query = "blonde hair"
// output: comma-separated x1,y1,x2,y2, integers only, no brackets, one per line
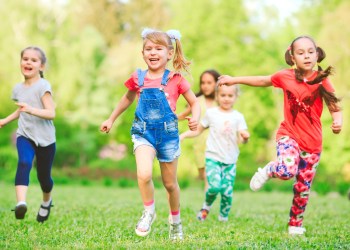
142,30,191,73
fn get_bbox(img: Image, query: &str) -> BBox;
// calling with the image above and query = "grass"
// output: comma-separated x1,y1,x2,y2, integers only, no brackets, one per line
0,182,349,249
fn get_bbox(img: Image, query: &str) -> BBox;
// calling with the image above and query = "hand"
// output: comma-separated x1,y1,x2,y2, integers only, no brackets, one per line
239,130,250,143
185,116,198,131
331,119,342,134
0,119,5,128
100,119,113,133
217,75,235,86
16,102,33,114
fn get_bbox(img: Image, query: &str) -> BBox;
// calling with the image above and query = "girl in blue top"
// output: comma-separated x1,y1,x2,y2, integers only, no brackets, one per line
0,47,56,223
100,28,200,240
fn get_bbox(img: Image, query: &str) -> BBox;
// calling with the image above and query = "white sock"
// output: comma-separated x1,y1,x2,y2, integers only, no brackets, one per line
144,200,155,214
42,198,52,207
39,198,52,217
202,203,211,211
17,201,27,206
171,212,181,224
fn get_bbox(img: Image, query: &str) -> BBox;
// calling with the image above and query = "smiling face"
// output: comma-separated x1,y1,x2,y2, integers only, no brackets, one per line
216,85,238,111
20,49,44,80
291,37,318,75
142,39,173,74
200,73,217,98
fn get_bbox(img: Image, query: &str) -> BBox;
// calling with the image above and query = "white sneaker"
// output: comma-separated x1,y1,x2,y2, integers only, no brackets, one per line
218,215,228,222
250,166,270,191
135,210,156,237
168,215,183,241
288,226,306,235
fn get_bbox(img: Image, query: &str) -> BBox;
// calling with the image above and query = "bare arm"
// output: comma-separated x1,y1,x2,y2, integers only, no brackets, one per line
330,111,342,134
100,90,137,133
218,75,273,87
182,89,201,131
180,124,205,141
0,109,20,128
14,92,56,120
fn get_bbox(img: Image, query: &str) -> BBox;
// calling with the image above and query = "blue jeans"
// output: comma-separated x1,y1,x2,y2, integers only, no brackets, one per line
15,136,55,193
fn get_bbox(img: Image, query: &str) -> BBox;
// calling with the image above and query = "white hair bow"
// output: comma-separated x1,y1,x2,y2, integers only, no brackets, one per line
166,29,181,41
141,28,156,39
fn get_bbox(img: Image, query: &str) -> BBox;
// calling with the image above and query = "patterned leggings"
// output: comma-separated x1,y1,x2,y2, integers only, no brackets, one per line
205,158,236,218
265,136,320,227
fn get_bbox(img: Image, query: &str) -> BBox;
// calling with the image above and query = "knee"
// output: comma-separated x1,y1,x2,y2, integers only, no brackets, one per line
163,181,179,193
274,164,296,180
18,159,32,169
137,174,152,184
207,185,221,195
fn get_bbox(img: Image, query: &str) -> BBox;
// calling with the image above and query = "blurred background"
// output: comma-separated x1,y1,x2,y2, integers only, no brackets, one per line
0,0,349,194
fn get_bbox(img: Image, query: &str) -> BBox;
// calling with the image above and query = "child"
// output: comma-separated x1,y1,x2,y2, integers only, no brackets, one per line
0,46,56,222
180,84,250,222
218,36,342,235
100,28,200,240
177,69,219,190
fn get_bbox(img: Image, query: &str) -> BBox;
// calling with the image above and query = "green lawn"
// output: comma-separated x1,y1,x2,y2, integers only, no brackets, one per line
0,182,349,249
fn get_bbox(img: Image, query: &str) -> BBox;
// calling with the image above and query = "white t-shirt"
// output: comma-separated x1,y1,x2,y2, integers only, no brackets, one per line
12,78,56,146
201,107,247,164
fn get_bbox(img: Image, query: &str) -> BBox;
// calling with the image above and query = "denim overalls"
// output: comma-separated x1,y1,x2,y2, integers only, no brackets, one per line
131,69,180,162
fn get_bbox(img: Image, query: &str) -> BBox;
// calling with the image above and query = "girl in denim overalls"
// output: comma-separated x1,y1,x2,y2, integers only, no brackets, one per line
101,28,200,240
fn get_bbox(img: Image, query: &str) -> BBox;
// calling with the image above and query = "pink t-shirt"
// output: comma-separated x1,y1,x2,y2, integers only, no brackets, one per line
271,69,335,153
124,70,191,112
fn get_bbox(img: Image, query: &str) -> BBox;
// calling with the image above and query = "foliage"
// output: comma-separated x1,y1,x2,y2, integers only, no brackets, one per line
0,0,349,190
0,183,349,249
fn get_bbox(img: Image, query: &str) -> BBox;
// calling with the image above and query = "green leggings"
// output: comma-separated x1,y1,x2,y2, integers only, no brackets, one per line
205,158,236,218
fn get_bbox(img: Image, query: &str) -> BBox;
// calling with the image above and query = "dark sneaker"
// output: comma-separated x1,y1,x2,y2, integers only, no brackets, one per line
13,204,27,219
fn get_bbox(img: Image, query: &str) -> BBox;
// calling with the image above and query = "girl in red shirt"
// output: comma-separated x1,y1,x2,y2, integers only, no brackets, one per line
218,36,342,235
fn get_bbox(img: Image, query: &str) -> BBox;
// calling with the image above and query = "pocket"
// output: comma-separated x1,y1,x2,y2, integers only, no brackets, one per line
130,120,145,135
164,121,178,136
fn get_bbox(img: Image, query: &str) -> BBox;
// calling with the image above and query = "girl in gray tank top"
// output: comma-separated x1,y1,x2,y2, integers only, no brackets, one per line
0,46,56,222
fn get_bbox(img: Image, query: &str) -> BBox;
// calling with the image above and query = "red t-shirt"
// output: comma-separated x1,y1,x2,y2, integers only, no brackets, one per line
124,71,190,112
271,69,335,153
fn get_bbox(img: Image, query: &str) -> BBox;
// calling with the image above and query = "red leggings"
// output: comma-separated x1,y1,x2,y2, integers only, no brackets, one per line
265,136,320,227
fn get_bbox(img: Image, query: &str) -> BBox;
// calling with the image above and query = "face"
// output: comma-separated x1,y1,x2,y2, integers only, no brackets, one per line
291,38,318,73
142,40,173,73
216,85,237,111
20,49,44,79
200,73,216,97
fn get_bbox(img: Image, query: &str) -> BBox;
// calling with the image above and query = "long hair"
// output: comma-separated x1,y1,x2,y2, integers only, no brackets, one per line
195,69,220,98
284,36,341,112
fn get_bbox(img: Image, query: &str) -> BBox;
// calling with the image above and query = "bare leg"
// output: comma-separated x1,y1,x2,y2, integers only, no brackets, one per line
135,145,156,205
198,167,208,191
15,185,28,203
160,159,180,212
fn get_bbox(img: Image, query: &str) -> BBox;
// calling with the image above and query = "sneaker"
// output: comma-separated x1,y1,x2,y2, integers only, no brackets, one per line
288,226,306,235
169,222,183,241
250,166,270,191
197,209,209,221
37,199,54,223
12,204,27,220
218,215,228,222
135,210,156,237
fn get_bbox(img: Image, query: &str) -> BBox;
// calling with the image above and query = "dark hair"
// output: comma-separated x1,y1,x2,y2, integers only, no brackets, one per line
284,36,341,112
21,46,47,78
195,69,221,98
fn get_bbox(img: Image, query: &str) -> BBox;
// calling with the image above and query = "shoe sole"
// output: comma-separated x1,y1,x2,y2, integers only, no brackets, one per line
135,213,156,237
15,204,27,219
